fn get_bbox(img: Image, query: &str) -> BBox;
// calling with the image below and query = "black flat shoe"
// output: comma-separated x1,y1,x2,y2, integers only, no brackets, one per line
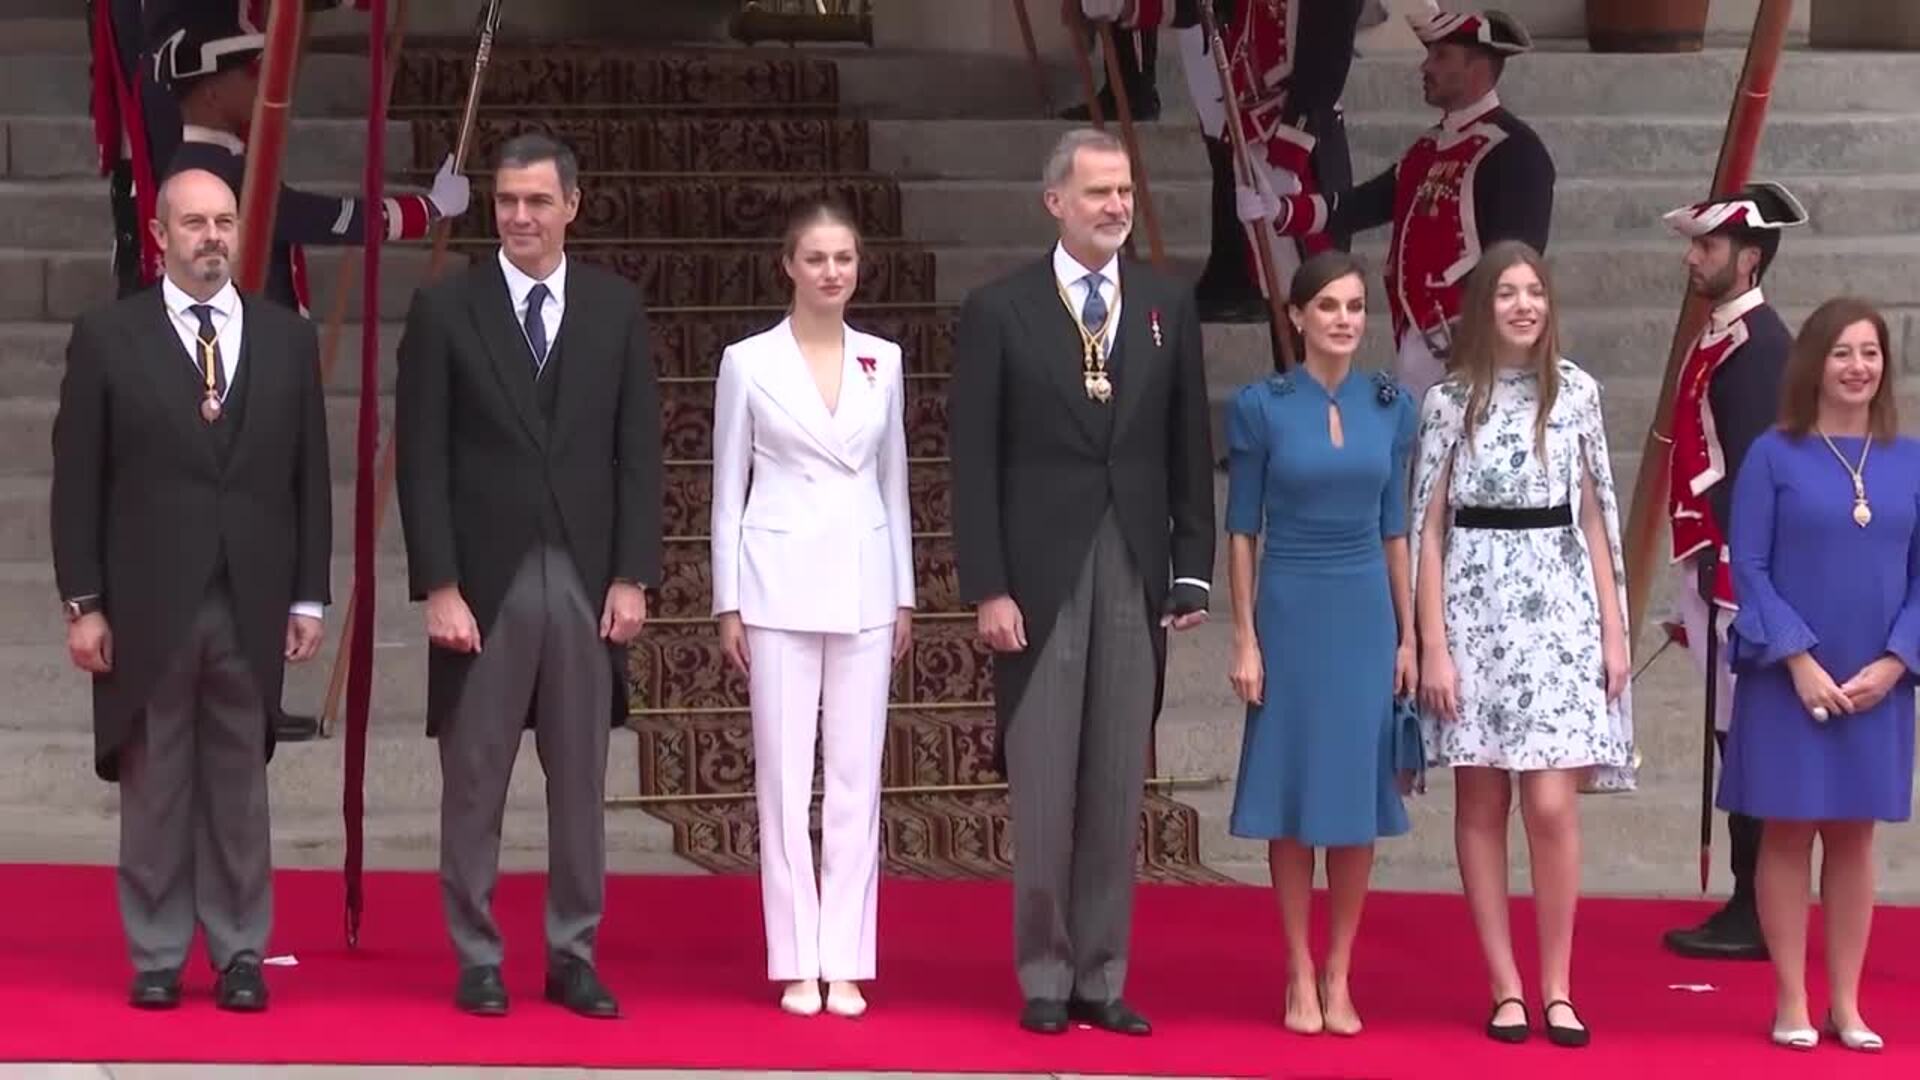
1544,999,1591,1048
1019,998,1069,1035
455,965,508,1016
1069,997,1153,1036
1485,997,1529,1043
544,957,619,1019
129,969,181,1010
214,952,267,1012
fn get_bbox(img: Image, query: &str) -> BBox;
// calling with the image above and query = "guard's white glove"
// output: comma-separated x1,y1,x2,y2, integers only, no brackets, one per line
427,154,471,218
1236,182,1282,226
1079,0,1129,21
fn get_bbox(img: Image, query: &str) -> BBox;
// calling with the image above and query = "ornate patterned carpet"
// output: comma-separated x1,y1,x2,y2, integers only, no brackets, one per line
393,45,1221,882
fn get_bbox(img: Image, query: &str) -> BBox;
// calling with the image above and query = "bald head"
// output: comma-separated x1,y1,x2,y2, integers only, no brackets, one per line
150,169,238,298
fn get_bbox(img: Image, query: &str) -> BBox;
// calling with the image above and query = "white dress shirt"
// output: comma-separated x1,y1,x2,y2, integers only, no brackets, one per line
1052,242,1121,358
498,248,567,359
1708,286,1767,338
1440,89,1501,133
159,275,324,621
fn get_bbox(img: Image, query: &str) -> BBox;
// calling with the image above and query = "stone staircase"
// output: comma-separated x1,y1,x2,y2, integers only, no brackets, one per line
1,7,1918,897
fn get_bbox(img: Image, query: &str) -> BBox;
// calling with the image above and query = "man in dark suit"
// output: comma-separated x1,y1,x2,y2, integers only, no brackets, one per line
51,167,331,1012
396,134,662,1019
950,127,1215,1037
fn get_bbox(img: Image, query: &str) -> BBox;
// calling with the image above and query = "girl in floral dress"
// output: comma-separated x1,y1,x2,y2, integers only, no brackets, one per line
1410,242,1635,1049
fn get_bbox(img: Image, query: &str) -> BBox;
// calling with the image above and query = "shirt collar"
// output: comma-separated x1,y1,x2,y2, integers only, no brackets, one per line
498,248,567,308
1441,89,1501,132
1052,242,1120,293
162,275,240,320
1710,286,1766,335
181,124,246,155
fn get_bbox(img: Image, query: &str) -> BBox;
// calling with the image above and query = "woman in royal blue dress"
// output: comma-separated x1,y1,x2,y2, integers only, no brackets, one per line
1224,251,1418,1037
1719,297,1920,1054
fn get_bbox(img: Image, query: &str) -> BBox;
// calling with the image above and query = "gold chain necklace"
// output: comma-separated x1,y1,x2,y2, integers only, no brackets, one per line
1054,274,1117,404
1817,428,1872,528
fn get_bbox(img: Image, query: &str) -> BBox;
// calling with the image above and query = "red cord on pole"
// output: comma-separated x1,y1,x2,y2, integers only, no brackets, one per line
344,0,389,948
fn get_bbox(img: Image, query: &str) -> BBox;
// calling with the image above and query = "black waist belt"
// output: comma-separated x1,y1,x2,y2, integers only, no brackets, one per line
1453,505,1573,530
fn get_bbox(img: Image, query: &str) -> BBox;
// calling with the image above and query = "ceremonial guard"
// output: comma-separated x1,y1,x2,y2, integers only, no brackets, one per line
1085,0,1364,323
1238,8,1553,401
1659,182,1808,963
90,2,392,303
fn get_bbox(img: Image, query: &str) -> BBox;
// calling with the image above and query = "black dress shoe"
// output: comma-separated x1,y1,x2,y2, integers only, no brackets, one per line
1058,88,1162,123
1543,999,1591,1048
129,969,181,1010
273,709,320,742
455,965,509,1016
1663,903,1768,961
215,953,267,1012
544,957,619,1019
1020,998,1070,1034
1485,997,1529,1044
1070,997,1153,1035
1196,293,1271,324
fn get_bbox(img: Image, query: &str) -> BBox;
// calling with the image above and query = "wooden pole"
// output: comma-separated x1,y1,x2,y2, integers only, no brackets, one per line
233,0,309,293
1614,0,1795,895
1096,23,1165,270
1197,3,1293,370
1621,0,1795,642
1063,8,1106,128
1010,0,1054,115
319,0,506,737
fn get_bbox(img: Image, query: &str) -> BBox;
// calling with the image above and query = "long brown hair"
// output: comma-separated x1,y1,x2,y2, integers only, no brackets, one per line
1779,297,1899,440
1453,241,1563,459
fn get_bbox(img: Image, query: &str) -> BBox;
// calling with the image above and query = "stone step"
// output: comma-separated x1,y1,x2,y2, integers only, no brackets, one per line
0,395,398,478
1,116,416,182
0,728,683,859
0,475,406,564
0,554,419,648
903,174,1920,249
873,112,1920,182
931,236,1920,310
0,53,374,117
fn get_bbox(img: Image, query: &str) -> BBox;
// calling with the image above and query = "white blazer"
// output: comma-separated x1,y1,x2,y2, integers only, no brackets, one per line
710,318,916,634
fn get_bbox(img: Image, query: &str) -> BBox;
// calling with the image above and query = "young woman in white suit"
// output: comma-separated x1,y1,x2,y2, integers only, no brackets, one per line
710,201,915,1018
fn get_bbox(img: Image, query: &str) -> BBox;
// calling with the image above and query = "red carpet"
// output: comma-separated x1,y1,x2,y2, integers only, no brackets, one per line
0,864,1913,1076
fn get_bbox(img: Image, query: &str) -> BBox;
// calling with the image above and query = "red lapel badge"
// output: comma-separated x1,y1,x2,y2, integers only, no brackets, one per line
857,355,877,386
1150,308,1163,348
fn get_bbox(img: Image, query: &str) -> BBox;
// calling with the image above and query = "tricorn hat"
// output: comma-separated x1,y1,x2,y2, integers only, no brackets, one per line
1410,9,1534,55
1662,181,1811,237
146,2,264,88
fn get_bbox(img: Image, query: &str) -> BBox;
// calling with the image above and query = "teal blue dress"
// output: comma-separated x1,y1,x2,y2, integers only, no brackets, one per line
1225,369,1415,846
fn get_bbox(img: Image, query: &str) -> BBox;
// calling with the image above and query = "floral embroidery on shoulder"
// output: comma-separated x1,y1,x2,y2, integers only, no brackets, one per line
1371,370,1400,406
1266,372,1296,397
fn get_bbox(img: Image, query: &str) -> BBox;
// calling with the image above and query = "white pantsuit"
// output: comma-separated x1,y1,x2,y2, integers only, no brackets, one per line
710,318,915,982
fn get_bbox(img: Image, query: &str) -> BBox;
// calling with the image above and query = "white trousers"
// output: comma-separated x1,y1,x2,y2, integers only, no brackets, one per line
746,623,892,982
1672,556,1736,733
1396,328,1447,408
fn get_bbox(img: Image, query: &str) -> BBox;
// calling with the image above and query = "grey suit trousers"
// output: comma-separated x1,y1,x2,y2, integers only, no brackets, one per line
439,545,613,969
117,584,272,974
1005,510,1156,1003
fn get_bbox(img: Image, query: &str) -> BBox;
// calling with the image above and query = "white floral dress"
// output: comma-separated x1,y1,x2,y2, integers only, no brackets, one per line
1409,360,1637,791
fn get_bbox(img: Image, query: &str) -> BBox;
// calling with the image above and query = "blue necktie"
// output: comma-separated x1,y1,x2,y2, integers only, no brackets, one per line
1079,272,1108,337
523,282,550,371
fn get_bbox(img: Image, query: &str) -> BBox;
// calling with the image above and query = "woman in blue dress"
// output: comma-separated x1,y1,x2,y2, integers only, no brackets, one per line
1224,251,1417,1038
1719,298,1920,1053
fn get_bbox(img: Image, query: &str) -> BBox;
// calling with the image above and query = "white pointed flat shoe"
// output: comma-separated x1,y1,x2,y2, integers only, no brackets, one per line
826,981,867,1018
1826,1014,1884,1052
780,980,822,1016
1770,1025,1818,1051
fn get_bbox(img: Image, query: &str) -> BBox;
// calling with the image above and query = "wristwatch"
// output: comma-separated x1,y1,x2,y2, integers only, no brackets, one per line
62,596,103,623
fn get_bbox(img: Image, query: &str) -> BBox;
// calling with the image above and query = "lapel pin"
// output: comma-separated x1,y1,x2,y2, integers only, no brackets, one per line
857,355,877,386
1149,308,1163,348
